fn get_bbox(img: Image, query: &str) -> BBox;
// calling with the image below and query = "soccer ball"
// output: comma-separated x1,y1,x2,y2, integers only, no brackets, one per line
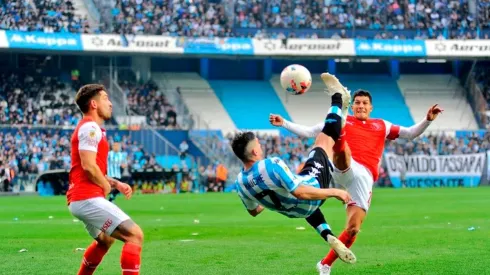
280,64,312,95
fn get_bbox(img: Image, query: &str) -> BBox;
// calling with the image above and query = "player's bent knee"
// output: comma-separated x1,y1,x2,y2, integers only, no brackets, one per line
125,222,144,245
129,224,144,245
113,220,144,245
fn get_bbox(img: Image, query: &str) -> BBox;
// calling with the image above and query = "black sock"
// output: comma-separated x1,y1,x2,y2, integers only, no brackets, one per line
108,189,119,202
321,93,343,141
305,209,335,243
320,229,335,241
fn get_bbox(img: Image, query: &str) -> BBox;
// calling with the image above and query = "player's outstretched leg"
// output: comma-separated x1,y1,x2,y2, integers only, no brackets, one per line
305,209,356,265
303,93,357,273
321,73,351,127
310,92,344,160
320,72,353,173
77,233,114,275
112,220,144,275
320,73,364,271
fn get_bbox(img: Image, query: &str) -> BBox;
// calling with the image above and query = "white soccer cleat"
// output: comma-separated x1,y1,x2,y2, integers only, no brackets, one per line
326,235,357,264
321,73,351,127
316,261,331,275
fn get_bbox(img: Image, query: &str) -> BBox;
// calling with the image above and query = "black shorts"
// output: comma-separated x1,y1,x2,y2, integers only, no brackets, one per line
298,147,333,189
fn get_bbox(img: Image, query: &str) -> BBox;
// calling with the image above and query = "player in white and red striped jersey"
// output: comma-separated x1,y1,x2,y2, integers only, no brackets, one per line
269,73,443,275
68,84,143,275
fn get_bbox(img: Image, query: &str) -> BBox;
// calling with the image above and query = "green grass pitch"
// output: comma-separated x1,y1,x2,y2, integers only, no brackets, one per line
1,188,489,275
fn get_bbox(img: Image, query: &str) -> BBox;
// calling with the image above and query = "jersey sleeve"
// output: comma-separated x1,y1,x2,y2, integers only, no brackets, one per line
383,120,401,140
271,157,302,193
78,122,102,152
282,120,323,138
384,119,432,140
238,191,259,211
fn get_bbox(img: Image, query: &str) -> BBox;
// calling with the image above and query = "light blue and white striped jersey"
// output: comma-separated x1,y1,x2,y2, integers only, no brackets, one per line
107,151,126,179
236,157,322,218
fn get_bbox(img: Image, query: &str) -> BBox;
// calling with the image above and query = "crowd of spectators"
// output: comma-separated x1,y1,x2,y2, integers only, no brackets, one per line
1,0,489,39
469,62,490,129
0,129,159,192
119,80,180,129
0,73,82,126
111,0,232,37
0,0,93,33
385,132,489,155
237,0,488,39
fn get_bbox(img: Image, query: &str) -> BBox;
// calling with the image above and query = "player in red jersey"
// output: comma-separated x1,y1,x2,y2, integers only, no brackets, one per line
67,84,143,275
269,73,443,274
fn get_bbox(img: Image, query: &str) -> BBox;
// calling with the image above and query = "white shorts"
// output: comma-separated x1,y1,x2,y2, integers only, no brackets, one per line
331,158,373,212
69,197,130,238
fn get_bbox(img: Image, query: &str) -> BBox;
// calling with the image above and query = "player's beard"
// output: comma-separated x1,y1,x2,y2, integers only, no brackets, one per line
98,108,111,121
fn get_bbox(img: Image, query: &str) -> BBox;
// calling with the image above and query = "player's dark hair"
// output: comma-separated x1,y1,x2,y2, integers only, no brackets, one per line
231,131,256,162
75,84,106,113
352,89,372,104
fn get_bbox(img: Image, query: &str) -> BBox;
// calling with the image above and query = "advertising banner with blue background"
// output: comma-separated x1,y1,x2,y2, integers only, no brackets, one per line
5,31,83,51
354,39,426,57
384,153,485,188
177,37,254,55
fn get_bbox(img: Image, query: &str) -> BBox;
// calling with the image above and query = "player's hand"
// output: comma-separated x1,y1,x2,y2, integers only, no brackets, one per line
426,104,444,121
269,114,284,127
115,181,133,199
332,189,352,204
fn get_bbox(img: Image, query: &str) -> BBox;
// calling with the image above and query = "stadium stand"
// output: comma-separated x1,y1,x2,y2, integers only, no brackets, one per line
398,74,479,130
110,0,231,36
1,0,488,38
209,80,292,130
153,72,236,133
471,61,490,128
0,127,161,192
0,0,488,193
120,79,180,128
0,0,94,33
233,0,489,38
0,72,82,126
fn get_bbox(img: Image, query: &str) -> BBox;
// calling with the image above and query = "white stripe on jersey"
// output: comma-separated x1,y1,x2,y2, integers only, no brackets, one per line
236,157,323,218
107,151,124,178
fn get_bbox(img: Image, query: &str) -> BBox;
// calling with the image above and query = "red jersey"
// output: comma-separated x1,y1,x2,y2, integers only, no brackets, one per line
343,115,400,181
66,117,109,204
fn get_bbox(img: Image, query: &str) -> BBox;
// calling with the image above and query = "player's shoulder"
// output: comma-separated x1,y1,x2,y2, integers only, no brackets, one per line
266,157,285,169
268,157,283,164
78,120,101,133
77,121,102,141
266,157,292,172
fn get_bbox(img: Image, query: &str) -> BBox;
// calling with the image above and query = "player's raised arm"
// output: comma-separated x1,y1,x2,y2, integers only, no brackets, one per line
270,114,322,138
78,122,111,195
271,158,351,203
385,104,443,140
